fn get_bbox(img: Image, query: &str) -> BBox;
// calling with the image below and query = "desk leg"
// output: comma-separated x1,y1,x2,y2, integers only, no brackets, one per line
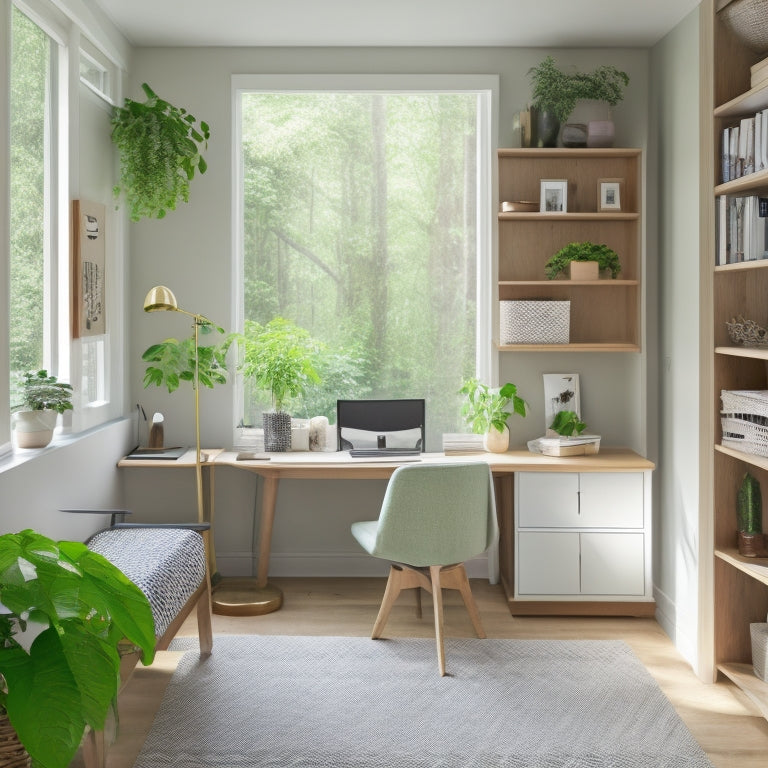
211,474,283,616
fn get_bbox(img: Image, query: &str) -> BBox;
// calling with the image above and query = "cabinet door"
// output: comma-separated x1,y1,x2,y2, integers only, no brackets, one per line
580,533,645,595
517,531,580,595
517,472,579,528
578,472,644,528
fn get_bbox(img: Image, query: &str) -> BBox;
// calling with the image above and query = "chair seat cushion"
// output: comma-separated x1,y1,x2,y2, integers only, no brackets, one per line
350,520,379,555
87,527,206,637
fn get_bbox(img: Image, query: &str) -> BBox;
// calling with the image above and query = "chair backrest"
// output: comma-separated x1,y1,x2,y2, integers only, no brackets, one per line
369,462,497,567
336,399,425,451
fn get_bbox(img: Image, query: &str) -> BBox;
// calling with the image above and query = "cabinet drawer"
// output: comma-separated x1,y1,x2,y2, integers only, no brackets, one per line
517,531,580,595
580,533,645,595
517,471,644,529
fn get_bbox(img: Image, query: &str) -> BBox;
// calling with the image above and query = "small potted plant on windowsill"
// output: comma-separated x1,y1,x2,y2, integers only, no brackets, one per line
544,241,621,281
238,318,321,452
459,378,527,453
11,370,73,449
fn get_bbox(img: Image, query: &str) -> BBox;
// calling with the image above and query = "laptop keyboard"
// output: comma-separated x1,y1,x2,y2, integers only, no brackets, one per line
349,448,422,457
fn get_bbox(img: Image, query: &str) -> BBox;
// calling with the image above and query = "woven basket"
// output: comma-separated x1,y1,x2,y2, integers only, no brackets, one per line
500,300,570,345
721,413,768,457
0,713,30,768
721,389,768,418
719,0,768,55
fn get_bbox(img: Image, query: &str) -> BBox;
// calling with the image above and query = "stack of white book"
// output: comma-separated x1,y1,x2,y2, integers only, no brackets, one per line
442,433,485,454
527,435,601,457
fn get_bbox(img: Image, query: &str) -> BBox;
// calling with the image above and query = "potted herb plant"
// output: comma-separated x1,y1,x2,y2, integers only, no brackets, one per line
239,318,321,451
111,82,210,222
528,56,629,147
0,529,155,768
11,370,73,449
459,378,527,453
544,241,622,281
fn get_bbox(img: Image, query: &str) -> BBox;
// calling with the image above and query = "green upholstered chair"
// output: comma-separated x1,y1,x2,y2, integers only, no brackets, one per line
351,462,497,675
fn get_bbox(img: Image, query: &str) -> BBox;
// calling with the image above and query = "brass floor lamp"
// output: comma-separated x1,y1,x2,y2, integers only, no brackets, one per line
143,285,281,615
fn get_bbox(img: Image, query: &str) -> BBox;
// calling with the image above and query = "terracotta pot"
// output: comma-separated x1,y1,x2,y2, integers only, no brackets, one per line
738,531,768,557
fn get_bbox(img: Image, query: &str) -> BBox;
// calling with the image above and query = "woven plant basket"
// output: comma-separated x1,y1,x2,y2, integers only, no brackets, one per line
0,713,30,768
719,0,768,55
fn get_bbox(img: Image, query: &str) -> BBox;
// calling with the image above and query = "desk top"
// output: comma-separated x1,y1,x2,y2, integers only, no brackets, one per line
214,447,654,479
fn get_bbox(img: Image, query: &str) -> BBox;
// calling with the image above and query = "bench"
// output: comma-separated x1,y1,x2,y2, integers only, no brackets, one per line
63,514,213,768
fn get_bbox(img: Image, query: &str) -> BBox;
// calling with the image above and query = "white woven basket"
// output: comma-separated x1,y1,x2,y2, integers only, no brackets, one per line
752,620,768,682
500,300,570,345
721,413,768,457
721,389,768,418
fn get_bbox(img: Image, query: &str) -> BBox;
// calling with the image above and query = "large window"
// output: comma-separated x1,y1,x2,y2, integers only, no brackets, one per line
235,76,494,450
9,5,55,393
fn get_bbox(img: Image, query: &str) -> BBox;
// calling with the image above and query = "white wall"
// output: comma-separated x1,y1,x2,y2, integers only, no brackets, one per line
123,46,653,577
650,6,702,669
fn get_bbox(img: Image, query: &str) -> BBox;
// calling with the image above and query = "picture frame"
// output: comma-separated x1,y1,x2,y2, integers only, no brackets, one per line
598,178,623,211
71,200,106,338
540,179,568,213
543,373,581,436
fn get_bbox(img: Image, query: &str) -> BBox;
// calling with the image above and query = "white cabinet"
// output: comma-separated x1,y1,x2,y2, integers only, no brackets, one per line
513,471,653,615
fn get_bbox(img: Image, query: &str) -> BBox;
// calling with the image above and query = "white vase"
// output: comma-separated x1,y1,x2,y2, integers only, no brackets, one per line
483,425,509,453
13,409,58,449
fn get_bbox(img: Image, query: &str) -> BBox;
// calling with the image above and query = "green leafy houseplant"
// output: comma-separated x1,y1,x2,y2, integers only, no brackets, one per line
528,56,630,124
549,410,587,437
111,82,210,222
545,241,622,280
12,369,73,413
142,324,234,393
459,378,527,435
239,318,321,413
0,529,155,768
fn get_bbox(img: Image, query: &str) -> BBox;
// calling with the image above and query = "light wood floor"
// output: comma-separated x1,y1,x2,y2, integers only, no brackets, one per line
75,578,768,768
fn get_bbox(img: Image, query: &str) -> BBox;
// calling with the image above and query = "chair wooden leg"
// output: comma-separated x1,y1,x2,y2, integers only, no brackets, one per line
451,564,486,639
197,574,214,657
82,727,105,768
415,585,422,619
429,565,447,676
372,565,405,638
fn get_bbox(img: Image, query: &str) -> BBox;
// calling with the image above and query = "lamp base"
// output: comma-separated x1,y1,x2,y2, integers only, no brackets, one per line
211,577,283,616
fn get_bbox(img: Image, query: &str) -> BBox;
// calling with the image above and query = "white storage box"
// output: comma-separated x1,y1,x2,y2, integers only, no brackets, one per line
500,300,570,345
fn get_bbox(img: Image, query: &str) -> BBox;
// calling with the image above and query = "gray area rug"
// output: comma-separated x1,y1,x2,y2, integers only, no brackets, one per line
135,635,713,768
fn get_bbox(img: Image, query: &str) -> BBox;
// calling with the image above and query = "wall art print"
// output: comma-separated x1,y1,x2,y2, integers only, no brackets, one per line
71,200,106,337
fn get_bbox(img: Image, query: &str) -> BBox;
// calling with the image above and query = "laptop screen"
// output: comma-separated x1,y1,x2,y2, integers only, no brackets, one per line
336,399,425,452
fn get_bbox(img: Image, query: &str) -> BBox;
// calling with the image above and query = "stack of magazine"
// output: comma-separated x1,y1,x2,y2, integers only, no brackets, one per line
527,435,601,457
442,433,484,454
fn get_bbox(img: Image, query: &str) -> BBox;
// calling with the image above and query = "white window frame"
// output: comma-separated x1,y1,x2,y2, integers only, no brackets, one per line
230,73,498,438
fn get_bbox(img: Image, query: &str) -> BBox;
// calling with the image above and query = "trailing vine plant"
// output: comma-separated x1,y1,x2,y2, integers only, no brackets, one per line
111,83,210,221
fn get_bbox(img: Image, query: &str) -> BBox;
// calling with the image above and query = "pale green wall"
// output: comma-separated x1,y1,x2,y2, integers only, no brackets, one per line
650,6,701,668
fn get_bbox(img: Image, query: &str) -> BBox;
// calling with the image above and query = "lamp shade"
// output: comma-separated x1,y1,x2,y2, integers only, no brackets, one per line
143,285,178,313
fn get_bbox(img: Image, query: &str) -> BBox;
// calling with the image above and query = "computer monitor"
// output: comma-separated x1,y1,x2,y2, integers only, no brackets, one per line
336,399,425,452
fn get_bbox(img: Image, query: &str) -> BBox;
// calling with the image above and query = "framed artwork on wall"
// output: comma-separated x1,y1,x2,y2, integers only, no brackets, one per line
71,200,106,338
543,373,581,435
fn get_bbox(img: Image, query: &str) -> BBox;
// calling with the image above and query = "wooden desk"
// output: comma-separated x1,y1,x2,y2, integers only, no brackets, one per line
215,448,654,614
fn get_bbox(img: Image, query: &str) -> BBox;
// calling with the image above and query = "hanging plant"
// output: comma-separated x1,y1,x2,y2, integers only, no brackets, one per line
111,82,210,221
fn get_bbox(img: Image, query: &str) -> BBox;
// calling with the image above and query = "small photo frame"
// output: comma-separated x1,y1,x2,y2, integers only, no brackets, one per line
540,179,568,213
598,178,623,211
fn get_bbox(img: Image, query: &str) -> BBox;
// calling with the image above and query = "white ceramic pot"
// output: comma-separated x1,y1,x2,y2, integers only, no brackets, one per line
483,425,509,453
13,409,58,449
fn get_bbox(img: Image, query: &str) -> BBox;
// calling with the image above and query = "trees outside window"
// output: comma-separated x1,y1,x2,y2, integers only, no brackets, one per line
239,84,490,449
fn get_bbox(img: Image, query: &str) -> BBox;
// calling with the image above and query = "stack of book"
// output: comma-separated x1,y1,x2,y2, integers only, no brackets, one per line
716,195,768,265
722,111,768,183
527,435,601,457
442,433,484,454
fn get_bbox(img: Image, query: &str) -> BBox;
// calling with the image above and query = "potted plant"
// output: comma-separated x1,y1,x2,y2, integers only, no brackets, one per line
528,56,629,147
459,378,527,453
737,472,767,556
544,241,622,281
0,529,155,768
239,318,321,451
549,410,587,437
111,82,210,222
11,370,73,449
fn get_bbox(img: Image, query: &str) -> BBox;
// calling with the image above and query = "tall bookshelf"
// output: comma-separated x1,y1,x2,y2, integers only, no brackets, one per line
704,0,768,720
